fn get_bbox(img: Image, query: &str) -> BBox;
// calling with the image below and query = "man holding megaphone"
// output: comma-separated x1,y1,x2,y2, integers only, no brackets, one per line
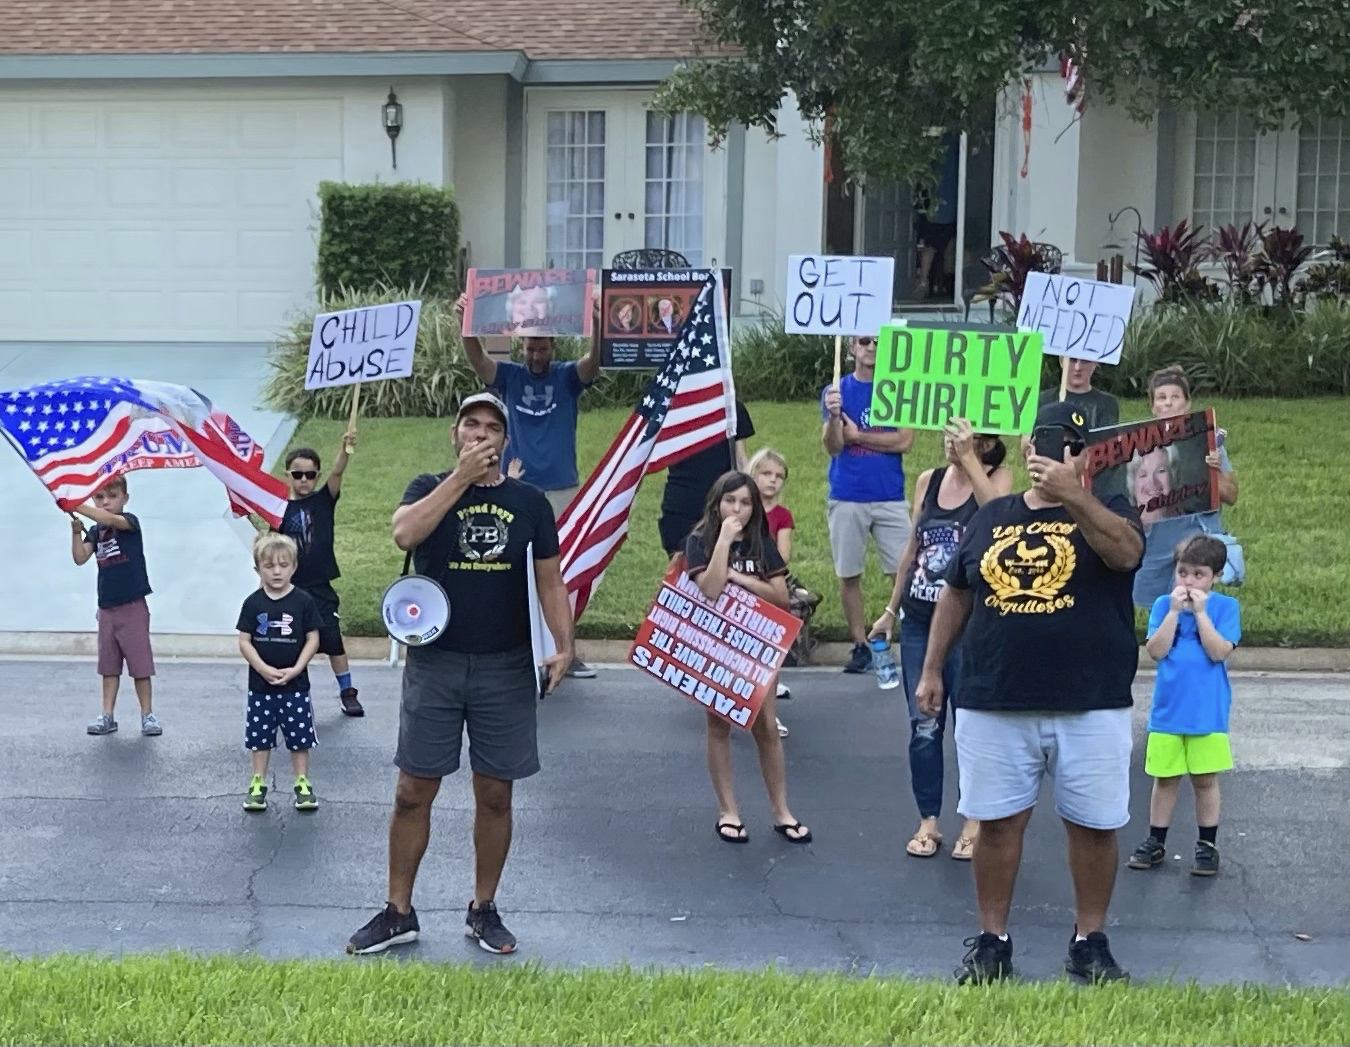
347,391,574,958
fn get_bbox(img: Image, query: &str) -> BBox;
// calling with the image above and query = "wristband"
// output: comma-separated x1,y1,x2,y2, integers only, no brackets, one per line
883,606,897,619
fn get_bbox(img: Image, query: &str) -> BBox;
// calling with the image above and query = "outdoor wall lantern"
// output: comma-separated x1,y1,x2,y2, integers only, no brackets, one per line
383,87,404,170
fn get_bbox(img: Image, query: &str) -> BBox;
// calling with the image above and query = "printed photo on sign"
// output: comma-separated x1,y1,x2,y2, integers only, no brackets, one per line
629,565,802,731
784,255,896,336
869,324,1044,434
305,301,421,391
462,268,596,339
600,268,732,368
1016,273,1136,365
1084,410,1219,524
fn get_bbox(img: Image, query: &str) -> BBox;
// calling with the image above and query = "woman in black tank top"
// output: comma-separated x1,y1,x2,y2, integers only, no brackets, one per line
870,420,1012,861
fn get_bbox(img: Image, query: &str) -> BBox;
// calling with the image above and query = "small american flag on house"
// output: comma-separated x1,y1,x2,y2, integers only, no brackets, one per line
556,271,735,620
0,376,290,527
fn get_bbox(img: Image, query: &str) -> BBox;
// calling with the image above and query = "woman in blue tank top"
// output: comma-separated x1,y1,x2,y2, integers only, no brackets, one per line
870,420,1012,861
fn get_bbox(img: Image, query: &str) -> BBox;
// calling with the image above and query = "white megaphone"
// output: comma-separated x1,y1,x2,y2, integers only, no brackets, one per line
381,575,451,647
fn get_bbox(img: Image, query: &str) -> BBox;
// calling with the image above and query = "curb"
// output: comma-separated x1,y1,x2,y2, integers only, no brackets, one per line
0,632,1347,673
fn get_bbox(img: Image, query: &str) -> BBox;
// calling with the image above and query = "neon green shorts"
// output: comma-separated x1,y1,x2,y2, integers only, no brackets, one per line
1145,732,1233,777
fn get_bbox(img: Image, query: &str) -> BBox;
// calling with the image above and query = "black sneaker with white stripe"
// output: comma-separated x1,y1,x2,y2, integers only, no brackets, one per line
465,900,517,954
346,902,419,955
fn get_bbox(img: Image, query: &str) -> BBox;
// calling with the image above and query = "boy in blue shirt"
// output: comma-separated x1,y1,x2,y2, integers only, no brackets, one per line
1128,535,1241,877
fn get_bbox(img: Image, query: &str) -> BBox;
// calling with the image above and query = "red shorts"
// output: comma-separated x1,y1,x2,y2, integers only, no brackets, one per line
97,598,155,679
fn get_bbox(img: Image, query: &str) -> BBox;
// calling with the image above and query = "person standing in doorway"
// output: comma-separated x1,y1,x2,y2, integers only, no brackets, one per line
822,335,915,673
455,292,601,680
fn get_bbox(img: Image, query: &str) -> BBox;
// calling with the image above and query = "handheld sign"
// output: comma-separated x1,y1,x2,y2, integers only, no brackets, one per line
463,268,596,338
305,301,421,391
785,254,895,336
600,267,731,368
869,325,1043,434
1084,410,1220,519
1017,273,1136,365
630,564,802,731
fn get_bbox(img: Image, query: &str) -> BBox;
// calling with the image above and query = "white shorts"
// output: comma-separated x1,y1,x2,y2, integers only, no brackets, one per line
826,499,910,578
955,707,1133,830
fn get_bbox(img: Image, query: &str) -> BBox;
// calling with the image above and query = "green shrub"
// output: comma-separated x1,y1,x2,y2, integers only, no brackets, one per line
315,182,461,299
728,309,835,401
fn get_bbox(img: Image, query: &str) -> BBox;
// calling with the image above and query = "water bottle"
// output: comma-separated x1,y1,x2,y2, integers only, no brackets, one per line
870,637,900,690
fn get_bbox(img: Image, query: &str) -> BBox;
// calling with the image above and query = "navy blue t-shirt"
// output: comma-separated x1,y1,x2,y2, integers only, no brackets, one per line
84,513,152,610
236,586,322,693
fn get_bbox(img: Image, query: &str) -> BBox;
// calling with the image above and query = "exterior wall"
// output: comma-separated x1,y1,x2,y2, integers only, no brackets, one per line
452,75,511,268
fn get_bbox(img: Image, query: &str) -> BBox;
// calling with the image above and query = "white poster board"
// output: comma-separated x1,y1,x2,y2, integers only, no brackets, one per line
784,255,896,336
1016,274,1135,365
305,300,422,390
527,541,559,697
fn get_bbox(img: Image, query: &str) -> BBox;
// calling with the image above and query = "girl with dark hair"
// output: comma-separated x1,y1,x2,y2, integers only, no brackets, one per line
684,471,811,845
870,419,1012,860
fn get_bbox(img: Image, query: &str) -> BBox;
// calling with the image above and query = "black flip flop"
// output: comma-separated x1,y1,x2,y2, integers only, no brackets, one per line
774,822,813,844
716,820,749,844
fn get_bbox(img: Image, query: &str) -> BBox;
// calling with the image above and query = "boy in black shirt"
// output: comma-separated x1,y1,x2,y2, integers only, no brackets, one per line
277,434,362,717
236,534,322,812
70,476,161,737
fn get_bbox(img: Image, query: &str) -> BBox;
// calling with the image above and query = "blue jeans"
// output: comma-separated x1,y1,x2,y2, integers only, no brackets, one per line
899,614,962,819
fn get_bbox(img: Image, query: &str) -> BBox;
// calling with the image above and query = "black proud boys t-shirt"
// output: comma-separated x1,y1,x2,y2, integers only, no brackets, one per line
943,492,1143,713
235,586,322,693
399,475,560,654
85,514,152,610
278,487,341,588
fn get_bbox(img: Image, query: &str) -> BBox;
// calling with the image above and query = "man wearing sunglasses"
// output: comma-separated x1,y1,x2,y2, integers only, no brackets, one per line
277,435,363,716
822,334,915,674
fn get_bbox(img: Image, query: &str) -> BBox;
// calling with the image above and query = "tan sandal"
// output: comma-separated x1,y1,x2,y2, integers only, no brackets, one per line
906,830,943,858
951,835,976,861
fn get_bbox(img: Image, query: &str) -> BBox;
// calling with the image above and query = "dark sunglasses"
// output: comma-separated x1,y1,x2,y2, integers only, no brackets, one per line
857,337,876,346
289,470,318,481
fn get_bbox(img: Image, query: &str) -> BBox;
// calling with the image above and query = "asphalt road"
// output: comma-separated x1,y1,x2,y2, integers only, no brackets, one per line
1,658,1346,985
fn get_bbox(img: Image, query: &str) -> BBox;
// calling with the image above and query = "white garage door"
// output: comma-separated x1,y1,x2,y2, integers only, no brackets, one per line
0,91,344,342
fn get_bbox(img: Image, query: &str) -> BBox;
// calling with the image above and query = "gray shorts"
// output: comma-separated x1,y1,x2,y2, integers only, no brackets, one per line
826,499,911,578
395,644,540,781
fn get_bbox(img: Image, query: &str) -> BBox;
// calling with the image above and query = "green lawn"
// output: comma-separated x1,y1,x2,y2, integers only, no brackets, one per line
290,398,1349,647
3,956,1347,1045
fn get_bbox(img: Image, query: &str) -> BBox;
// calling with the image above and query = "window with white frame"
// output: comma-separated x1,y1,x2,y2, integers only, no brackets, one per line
644,111,705,264
1296,116,1350,245
1190,111,1258,233
545,110,606,270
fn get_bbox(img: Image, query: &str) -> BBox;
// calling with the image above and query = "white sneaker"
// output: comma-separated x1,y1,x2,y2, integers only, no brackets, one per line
776,683,791,700
776,718,789,738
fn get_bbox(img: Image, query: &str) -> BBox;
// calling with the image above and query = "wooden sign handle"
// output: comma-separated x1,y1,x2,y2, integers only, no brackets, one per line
346,383,362,452
1057,356,1069,402
832,334,842,387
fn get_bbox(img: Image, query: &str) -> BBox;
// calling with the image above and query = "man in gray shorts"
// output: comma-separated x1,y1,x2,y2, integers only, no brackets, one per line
916,401,1145,985
346,392,574,957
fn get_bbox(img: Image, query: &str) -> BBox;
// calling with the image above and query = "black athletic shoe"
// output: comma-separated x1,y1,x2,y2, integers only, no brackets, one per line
1065,931,1129,983
346,902,419,955
955,932,1013,984
339,687,365,717
465,900,517,954
1191,840,1220,877
1127,835,1166,869
842,642,873,674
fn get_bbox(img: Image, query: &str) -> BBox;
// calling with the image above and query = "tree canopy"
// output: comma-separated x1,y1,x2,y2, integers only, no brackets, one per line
654,1,1350,189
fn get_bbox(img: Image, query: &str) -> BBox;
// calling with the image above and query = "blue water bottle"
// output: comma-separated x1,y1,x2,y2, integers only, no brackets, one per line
870,637,900,690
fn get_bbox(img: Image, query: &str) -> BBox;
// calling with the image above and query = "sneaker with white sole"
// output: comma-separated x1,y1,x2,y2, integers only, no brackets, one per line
140,713,162,736
87,713,117,735
465,900,517,954
565,657,597,679
776,718,789,738
347,902,420,955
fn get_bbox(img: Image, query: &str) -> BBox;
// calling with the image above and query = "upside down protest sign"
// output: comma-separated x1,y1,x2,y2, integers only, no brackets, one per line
869,325,1044,434
630,565,801,730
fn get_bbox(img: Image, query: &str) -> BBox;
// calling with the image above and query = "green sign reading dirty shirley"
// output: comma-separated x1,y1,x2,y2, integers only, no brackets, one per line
868,326,1044,434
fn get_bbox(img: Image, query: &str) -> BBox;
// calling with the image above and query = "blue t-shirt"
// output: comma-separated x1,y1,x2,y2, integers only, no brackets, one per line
821,374,907,503
489,360,590,491
1147,592,1242,735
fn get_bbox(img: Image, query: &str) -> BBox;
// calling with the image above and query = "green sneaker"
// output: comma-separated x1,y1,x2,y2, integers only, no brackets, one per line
243,775,268,812
293,776,318,811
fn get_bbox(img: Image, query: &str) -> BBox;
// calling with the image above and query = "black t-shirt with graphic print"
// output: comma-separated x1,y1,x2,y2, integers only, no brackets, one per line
84,513,152,610
683,527,787,582
278,487,341,588
943,492,1143,713
235,586,322,693
400,474,560,654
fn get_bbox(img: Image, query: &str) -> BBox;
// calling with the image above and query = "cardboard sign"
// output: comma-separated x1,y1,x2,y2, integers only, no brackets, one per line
629,565,802,731
600,268,732,368
1084,410,1220,522
784,254,896,336
1017,273,1136,365
462,268,596,338
869,325,1044,434
305,301,421,391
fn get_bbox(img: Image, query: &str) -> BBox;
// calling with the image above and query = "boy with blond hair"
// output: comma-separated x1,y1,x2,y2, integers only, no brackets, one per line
236,534,322,812
71,475,161,737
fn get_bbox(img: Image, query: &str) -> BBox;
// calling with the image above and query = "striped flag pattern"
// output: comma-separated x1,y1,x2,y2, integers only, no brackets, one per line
556,272,735,620
0,376,290,527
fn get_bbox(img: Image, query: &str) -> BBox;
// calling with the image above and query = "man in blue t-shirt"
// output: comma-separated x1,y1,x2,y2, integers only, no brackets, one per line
456,292,601,679
821,335,915,673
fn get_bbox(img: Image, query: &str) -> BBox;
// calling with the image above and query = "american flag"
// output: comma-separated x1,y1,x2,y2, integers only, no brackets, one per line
557,271,735,620
0,376,290,527
1062,54,1085,114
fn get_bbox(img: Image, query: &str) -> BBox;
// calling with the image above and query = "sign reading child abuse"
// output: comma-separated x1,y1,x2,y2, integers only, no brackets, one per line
1017,273,1136,365
630,565,802,731
305,301,421,390
784,255,895,335
869,325,1044,434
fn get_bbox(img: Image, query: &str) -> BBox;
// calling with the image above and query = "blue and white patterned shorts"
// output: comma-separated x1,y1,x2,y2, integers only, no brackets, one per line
245,690,317,753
